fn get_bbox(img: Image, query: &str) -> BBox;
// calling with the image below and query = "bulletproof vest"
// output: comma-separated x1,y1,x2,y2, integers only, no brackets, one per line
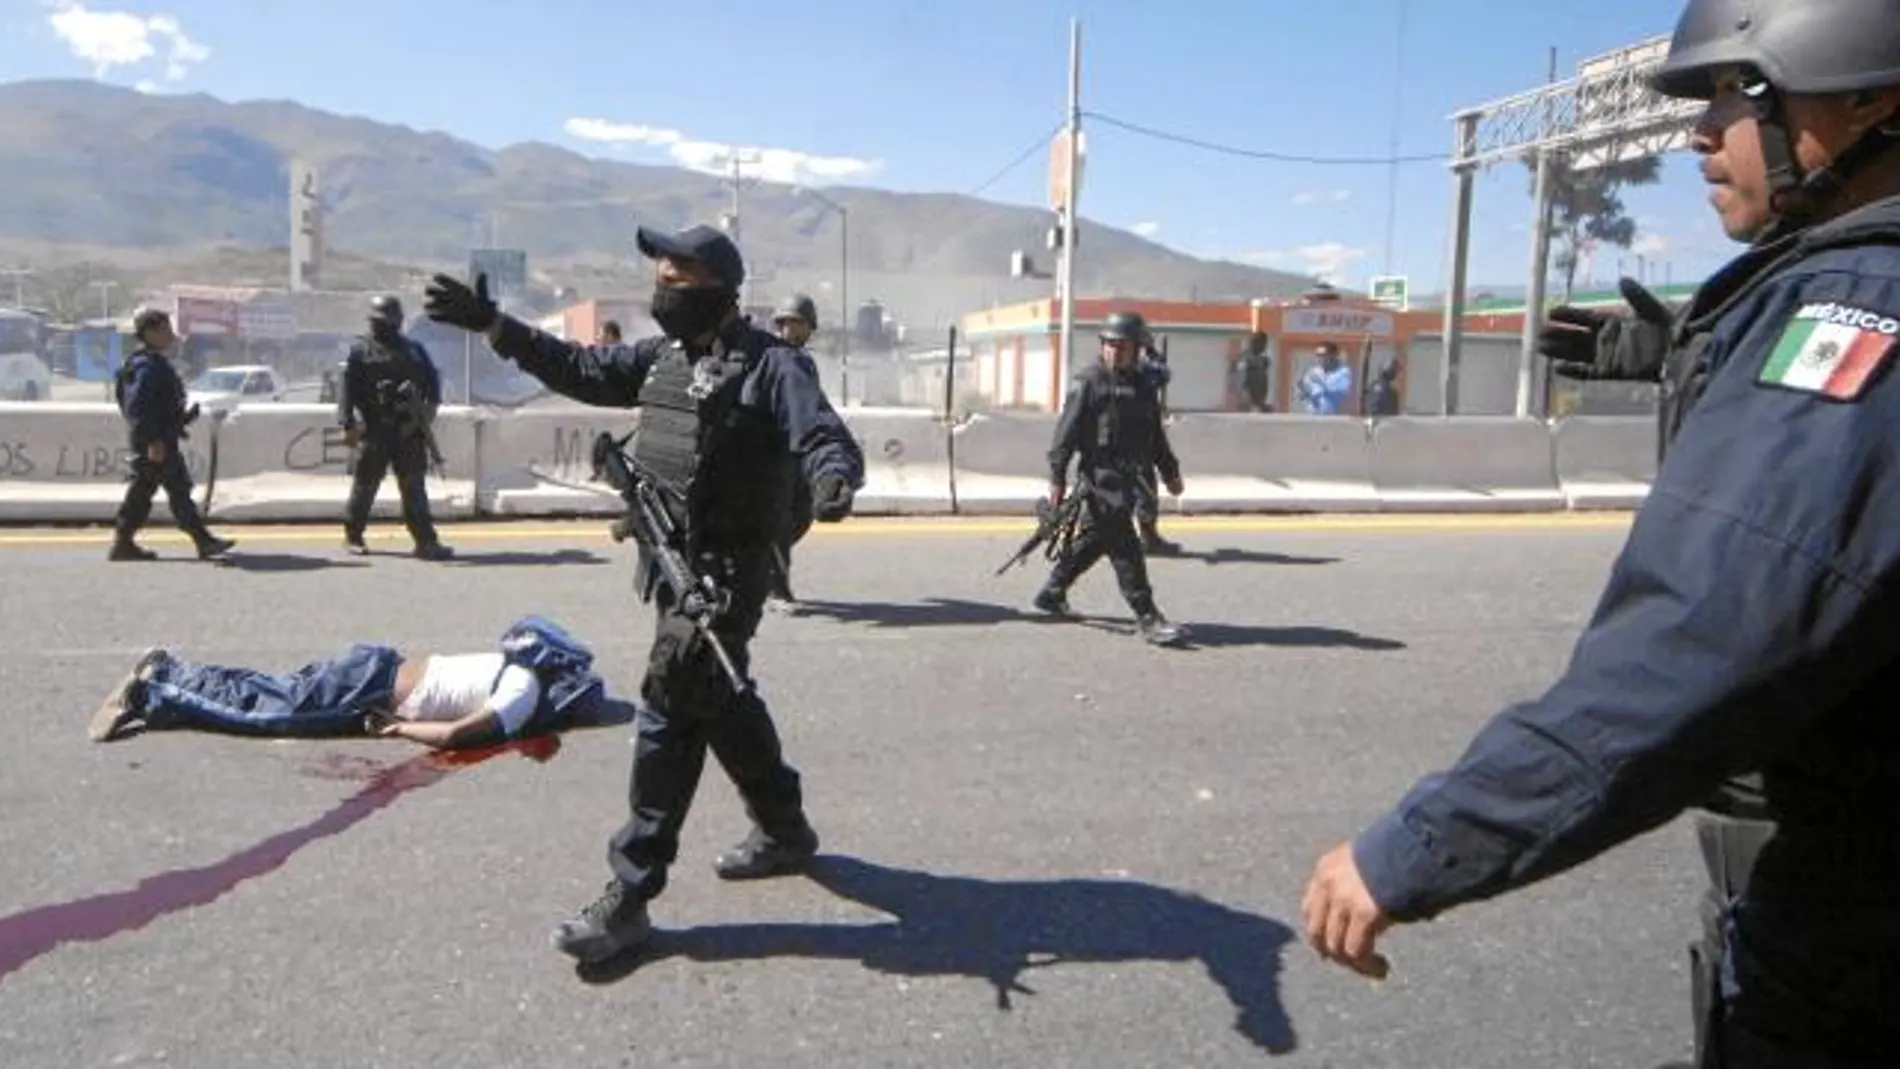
1082,364,1161,473
356,334,423,426
114,350,183,420
630,328,795,547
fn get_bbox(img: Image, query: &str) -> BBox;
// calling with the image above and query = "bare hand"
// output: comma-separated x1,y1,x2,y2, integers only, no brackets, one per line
1301,841,1394,981
1048,482,1065,508
1165,475,1184,497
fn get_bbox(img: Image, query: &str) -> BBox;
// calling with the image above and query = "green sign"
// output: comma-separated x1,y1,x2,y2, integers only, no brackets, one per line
1369,275,1409,311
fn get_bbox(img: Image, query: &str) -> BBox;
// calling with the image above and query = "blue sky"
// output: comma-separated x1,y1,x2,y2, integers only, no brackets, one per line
1,0,1733,294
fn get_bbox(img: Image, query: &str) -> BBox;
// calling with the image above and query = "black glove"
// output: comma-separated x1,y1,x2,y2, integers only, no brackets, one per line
811,474,854,522
423,272,498,333
183,402,200,425
1537,277,1674,382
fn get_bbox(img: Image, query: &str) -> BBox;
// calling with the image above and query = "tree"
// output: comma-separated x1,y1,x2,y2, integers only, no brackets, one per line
23,262,138,324
1528,154,1663,296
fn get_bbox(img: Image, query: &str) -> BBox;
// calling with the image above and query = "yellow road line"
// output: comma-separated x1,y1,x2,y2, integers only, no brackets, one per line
0,511,1633,548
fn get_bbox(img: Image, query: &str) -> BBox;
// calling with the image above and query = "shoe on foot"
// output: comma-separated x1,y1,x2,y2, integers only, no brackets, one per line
195,534,236,560
550,880,653,964
765,594,800,616
343,535,369,556
413,542,454,561
108,540,157,562
713,825,819,880
1137,612,1186,646
1032,588,1074,618
88,647,169,742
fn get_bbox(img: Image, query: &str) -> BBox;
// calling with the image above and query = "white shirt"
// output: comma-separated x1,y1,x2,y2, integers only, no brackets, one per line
394,653,541,736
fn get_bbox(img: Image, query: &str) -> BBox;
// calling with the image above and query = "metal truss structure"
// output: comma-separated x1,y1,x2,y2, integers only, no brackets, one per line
1438,34,1704,416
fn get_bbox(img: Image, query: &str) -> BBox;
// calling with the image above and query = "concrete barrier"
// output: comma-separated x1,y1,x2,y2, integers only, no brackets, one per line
1550,415,1656,510
1369,416,1564,512
206,403,479,522
947,413,1061,514
840,407,952,514
1164,415,1378,513
473,407,639,517
0,402,211,522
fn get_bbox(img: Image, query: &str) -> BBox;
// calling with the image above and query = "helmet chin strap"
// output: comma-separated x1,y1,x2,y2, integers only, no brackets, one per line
1751,79,1900,241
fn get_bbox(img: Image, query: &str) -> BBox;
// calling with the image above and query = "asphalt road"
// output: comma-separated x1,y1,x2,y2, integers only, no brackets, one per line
0,512,1700,1068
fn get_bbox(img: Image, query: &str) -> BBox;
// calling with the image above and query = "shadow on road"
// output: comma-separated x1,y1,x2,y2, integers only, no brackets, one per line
213,552,368,573
446,548,608,567
577,855,1299,1055
793,597,1118,630
1164,547,1341,567
1176,623,1406,651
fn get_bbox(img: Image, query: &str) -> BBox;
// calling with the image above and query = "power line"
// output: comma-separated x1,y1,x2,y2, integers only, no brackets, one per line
1082,110,1446,166
963,122,1066,198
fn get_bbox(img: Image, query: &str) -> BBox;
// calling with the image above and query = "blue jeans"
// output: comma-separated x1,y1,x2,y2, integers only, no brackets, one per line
138,643,403,737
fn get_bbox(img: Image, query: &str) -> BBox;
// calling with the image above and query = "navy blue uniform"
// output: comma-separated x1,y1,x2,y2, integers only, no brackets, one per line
489,313,862,902
112,348,216,553
1354,193,1900,1062
1131,354,1174,540
336,332,445,552
1043,361,1182,620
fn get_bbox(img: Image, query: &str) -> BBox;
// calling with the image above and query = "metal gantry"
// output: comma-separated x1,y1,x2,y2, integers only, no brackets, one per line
1440,34,1704,416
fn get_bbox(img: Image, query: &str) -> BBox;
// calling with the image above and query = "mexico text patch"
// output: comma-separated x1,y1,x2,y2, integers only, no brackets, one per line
1758,302,1900,400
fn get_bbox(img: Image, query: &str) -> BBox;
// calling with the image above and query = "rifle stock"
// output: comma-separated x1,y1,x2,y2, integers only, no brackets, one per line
590,432,750,694
994,490,1083,576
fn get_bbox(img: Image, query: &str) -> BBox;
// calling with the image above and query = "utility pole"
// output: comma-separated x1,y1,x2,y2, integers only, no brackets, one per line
1,267,31,308
1516,45,1560,419
92,280,118,321
721,149,762,308
1055,17,1082,396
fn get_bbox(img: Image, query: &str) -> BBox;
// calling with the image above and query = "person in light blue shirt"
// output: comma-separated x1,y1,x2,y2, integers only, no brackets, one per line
1296,342,1354,415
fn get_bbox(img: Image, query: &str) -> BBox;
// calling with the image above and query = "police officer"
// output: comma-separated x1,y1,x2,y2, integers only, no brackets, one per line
1302,3,1900,1065
1133,335,1182,555
336,295,452,560
1036,310,1185,646
109,308,236,562
767,293,828,610
421,223,865,964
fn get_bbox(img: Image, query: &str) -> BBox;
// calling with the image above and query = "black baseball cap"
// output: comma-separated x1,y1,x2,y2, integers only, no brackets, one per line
636,224,746,292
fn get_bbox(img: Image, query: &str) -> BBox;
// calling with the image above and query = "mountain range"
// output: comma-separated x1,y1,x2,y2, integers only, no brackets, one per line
0,78,1325,331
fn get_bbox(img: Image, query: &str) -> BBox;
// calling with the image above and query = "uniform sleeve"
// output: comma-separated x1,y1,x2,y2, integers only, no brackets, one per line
1151,394,1181,485
488,316,656,408
1047,376,1092,483
124,361,159,449
336,350,361,429
1353,267,1900,922
761,347,864,489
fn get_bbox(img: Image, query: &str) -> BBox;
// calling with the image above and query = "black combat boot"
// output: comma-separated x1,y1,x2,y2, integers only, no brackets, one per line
1033,587,1075,618
713,823,819,880
1140,520,1182,556
550,880,652,964
412,542,454,561
193,531,236,560
1136,611,1185,646
108,538,157,562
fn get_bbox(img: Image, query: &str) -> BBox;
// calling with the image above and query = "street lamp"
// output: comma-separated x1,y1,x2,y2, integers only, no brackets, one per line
794,185,849,404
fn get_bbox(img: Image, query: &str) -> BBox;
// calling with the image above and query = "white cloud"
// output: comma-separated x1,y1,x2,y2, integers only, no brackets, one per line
45,1,208,81
1291,189,1352,206
563,115,880,185
1238,242,1366,283
1630,233,1669,257
1129,221,1160,238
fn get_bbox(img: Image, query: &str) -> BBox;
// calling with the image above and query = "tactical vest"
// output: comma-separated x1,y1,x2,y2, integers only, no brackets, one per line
630,328,796,547
1662,196,1900,828
1085,365,1159,466
355,335,425,431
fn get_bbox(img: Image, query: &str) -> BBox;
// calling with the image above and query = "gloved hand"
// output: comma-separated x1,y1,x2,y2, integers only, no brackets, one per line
184,402,200,425
1537,277,1674,382
811,474,854,522
423,272,498,333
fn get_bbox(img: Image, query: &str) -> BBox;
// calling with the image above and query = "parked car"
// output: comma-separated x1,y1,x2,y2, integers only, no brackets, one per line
186,364,287,413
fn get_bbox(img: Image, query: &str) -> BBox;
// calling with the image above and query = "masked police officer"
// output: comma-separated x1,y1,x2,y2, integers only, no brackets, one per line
1302,4,1900,1066
767,293,828,611
421,224,865,965
109,308,235,562
1132,335,1182,556
336,296,452,560
1036,310,1185,646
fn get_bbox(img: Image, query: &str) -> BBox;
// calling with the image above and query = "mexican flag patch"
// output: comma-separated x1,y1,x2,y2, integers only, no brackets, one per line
1758,302,1900,400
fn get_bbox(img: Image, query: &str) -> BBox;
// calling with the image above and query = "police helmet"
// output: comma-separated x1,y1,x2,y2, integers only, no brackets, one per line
132,307,170,338
369,294,404,326
1649,0,1900,100
1650,0,1900,230
774,293,818,328
1100,310,1147,343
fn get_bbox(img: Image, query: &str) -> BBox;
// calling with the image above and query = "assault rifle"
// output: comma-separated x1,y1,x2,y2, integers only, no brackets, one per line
386,379,445,478
589,430,750,694
994,487,1085,576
